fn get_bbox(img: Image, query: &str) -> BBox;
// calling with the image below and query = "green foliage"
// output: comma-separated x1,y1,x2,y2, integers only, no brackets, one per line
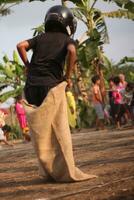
102,0,134,13
0,87,23,102
78,39,98,69
10,125,22,140
77,99,96,128
103,9,134,20
73,7,109,44
32,24,45,36
118,56,134,64
0,0,23,3
66,0,134,128
92,9,109,44
111,57,134,82
0,0,23,16
0,51,25,102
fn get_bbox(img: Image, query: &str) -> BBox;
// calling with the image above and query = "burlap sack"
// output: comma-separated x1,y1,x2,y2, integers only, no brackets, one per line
23,82,97,182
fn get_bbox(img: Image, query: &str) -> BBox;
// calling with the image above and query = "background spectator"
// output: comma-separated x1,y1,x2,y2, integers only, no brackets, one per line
91,75,105,130
15,95,30,142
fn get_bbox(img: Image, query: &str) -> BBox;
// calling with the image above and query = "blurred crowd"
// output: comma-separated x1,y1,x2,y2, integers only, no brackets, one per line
0,95,31,147
91,73,134,130
0,72,134,147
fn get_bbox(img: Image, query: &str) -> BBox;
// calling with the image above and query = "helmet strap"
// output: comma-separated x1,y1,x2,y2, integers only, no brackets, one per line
66,26,71,36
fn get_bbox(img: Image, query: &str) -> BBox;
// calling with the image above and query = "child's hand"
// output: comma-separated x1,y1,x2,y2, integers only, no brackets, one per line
24,66,28,76
70,106,74,114
66,79,73,88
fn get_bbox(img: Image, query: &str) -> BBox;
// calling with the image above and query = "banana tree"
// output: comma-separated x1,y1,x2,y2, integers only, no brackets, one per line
62,0,134,127
0,51,25,102
60,0,133,102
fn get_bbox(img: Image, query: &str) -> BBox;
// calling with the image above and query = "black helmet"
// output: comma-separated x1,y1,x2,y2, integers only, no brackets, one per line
44,5,77,36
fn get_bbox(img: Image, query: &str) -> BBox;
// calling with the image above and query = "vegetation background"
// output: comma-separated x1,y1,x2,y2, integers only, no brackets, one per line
0,0,134,135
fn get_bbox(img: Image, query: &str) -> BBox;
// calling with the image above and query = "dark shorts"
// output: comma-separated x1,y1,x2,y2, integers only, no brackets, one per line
109,99,115,119
114,104,126,121
24,85,53,106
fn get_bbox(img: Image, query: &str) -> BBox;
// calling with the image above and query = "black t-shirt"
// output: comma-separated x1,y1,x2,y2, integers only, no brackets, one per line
26,32,75,86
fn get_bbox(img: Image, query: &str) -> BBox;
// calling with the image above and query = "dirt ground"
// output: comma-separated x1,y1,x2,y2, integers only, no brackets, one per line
0,128,134,200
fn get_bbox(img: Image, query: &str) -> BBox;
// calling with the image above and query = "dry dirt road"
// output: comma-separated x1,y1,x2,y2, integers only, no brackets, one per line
0,128,134,200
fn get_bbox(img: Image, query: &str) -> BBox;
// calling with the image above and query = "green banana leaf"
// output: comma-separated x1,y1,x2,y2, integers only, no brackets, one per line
3,55,9,63
118,57,134,65
4,63,15,78
103,9,134,20
0,53,25,102
13,50,21,65
0,0,23,3
0,86,24,102
78,38,98,68
32,24,45,36
73,7,109,44
102,0,134,13
92,9,109,44
0,84,8,92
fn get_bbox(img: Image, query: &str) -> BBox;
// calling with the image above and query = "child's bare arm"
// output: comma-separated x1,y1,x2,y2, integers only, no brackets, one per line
94,93,102,103
66,44,77,87
17,41,30,74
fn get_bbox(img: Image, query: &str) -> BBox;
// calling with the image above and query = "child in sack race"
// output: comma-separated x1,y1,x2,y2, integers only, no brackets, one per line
17,5,97,182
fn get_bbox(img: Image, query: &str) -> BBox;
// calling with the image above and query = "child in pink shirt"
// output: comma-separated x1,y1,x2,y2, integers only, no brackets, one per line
15,99,27,129
15,95,30,141
113,76,126,129
112,85,123,105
